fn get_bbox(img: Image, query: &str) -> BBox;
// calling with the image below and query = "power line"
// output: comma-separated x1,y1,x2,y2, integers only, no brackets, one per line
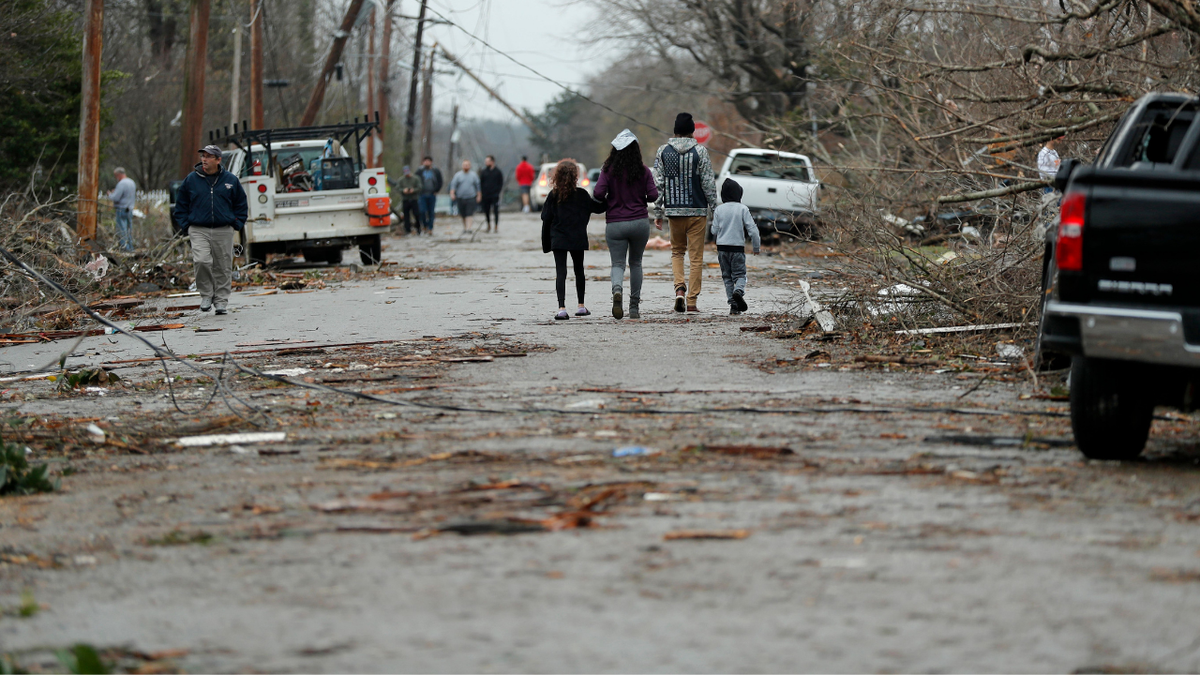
420,3,667,135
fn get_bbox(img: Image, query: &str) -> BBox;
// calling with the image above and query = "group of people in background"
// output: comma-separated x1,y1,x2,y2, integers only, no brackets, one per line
541,112,759,321
390,155,538,235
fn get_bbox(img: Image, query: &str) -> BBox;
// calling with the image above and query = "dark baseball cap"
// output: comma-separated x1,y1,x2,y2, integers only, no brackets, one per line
199,144,224,158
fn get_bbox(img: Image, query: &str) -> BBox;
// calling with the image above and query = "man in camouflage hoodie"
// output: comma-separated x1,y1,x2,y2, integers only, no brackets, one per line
653,112,719,312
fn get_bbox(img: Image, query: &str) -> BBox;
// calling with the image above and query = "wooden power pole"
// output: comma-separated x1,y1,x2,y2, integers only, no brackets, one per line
301,0,366,127
420,46,434,161
446,102,458,170
402,0,428,167
76,0,104,241
439,45,540,135
179,0,211,178
229,20,242,133
378,0,395,142
366,8,376,167
249,0,263,129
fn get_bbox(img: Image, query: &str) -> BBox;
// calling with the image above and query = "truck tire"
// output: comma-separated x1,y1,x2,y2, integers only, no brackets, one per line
1034,240,1069,371
359,234,382,265
302,247,342,265
1069,356,1154,461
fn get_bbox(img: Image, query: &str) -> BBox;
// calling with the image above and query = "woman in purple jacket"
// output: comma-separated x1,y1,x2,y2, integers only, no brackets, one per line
592,129,660,319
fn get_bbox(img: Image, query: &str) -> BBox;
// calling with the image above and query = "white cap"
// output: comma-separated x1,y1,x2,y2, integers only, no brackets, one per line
611,129,638,151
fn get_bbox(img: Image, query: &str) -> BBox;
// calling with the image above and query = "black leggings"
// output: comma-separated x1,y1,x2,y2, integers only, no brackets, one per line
553,249,585,307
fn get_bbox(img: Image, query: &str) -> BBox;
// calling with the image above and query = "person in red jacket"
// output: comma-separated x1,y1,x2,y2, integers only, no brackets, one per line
515,156,536,213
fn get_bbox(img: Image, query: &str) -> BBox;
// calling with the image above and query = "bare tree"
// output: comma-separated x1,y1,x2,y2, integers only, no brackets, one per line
596,0,816,127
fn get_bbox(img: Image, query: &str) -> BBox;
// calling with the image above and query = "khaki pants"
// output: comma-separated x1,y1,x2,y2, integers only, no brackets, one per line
669,215,707,305
190,226,235,307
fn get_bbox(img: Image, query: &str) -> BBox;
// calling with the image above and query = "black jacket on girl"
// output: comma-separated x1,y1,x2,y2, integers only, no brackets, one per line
541,187,605,252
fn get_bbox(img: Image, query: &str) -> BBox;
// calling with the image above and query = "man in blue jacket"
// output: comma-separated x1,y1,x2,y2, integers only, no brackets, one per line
173,144,248,315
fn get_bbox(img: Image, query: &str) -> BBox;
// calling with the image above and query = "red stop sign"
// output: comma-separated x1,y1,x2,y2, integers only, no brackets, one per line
693,121,712,145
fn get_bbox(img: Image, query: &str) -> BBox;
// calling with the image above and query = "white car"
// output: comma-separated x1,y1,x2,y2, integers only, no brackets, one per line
716,149,820,238
532,161,590,210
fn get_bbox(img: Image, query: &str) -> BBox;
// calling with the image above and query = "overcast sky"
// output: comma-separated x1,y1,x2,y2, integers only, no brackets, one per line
407,0,620,123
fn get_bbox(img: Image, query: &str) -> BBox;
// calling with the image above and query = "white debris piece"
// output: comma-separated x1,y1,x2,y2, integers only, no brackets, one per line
85,423,106,444
961,225,982,242
262,368,312,377
797,280,837,332
935,251,959,265
566,399,606,409
175,432,287,447
84,255,109,281
643,492,685,502
996,342,1026,361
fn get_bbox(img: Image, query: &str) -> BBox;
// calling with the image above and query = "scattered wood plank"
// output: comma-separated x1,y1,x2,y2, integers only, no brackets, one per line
663,529,751,541
854,355,942,366
101,339,400,366
894,322,1034,336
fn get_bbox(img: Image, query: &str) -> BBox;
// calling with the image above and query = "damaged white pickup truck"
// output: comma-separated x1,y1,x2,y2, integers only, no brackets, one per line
177,119,391,266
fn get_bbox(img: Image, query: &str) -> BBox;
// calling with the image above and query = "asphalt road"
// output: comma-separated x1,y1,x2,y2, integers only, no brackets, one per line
2,212,1199,673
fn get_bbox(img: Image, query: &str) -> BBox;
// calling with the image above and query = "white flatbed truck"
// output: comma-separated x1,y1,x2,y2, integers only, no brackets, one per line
201,119,391,266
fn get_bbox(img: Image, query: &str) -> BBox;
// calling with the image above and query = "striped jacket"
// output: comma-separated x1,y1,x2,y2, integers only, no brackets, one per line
652,137,718,221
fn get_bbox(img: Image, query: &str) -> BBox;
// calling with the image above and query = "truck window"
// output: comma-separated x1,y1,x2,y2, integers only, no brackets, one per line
1113,103,1197,168
243,148,329,178
729,154,811,182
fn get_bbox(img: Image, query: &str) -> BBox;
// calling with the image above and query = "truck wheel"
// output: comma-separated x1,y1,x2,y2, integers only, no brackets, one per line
359,235,382,265
1069,356,1153,461
1034,240,1071,370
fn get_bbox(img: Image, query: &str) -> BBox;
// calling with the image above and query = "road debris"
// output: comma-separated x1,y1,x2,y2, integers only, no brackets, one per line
175,432,287,447
663,529,751,540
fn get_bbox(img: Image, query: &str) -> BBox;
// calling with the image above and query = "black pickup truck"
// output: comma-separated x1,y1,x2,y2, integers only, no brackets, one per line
1039,92,1200,460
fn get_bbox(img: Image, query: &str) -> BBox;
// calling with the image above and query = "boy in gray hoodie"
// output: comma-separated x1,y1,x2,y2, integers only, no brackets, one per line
710,178,761,315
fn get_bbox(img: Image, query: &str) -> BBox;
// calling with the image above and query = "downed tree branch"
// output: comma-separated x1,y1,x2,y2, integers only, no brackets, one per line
935,180,1048,204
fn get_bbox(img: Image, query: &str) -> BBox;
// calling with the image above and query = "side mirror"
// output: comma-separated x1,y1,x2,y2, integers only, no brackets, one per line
1053,158,1080,191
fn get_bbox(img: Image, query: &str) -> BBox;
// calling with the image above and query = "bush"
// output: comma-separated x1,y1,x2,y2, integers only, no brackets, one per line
0,432,59,496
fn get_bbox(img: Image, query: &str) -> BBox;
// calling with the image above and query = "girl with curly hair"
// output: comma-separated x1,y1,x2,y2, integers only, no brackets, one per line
593,129,659,319
540,159,606,320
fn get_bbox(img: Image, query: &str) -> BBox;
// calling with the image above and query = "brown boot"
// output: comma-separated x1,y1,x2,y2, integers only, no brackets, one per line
674,288,686,313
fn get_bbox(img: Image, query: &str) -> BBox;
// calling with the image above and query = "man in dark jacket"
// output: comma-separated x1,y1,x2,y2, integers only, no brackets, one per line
173,144,248,315
417,156,443,235
478,155,505,233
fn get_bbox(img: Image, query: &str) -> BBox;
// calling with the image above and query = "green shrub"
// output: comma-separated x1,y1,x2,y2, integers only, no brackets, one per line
0,434,59,496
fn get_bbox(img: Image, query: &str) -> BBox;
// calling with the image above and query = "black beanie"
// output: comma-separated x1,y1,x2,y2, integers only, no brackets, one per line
720,178,743,204
674,112,695,136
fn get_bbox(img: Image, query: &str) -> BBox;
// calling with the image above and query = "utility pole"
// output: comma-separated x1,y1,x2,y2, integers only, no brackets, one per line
366,7,376,167
446,102,458,171
301,0,366,127
439,45,541,137
378,0,395,143
402,0,428,167
229,21,242,135
249,0,263,129
178,0,210,179
76,0,103,242
420,46,434,161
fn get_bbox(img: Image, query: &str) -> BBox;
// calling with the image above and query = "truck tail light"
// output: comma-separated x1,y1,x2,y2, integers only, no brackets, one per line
257,183,267,193
1056,191,1086,272
368,176,378,186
